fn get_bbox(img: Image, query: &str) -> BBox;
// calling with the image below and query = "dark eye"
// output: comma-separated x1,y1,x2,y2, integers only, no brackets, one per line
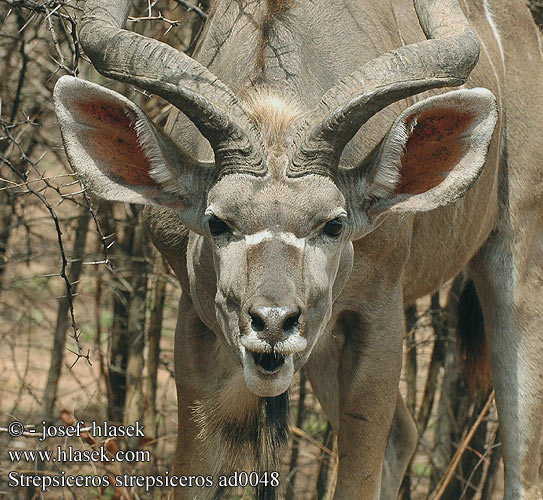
323,218,343,238
208,215,229,236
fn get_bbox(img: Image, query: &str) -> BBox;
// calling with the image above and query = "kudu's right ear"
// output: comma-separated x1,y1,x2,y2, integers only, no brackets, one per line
54,76,216,232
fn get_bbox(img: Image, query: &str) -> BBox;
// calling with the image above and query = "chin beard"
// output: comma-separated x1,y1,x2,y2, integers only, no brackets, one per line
192,371,290,500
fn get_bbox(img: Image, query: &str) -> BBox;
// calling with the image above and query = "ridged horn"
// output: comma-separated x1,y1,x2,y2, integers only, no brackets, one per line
80,0,266,176
289,0,480,178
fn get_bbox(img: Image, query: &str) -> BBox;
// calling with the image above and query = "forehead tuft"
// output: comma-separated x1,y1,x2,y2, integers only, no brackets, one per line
244,89,302,150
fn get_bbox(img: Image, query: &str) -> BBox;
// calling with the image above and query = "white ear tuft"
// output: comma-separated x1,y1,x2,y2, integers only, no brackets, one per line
369,118,411,200
132,116,180,194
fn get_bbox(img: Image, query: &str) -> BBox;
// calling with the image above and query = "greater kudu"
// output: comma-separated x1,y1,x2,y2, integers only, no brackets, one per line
53,0,543,499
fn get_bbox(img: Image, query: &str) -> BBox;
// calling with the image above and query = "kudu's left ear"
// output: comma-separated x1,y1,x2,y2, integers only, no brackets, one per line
346,88,497,234
54,76,215,233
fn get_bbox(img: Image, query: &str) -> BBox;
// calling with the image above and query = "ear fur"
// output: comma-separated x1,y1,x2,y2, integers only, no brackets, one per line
358,88,497,218
54,76,215,230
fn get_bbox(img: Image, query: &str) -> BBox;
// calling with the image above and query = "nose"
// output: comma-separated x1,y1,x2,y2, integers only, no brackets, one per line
249,305,301,336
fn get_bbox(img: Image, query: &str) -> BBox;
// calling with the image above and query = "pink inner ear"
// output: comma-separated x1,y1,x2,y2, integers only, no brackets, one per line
74,100,158,187
394,108,475,195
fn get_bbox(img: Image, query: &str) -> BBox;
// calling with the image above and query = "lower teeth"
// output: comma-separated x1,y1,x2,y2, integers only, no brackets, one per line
253,352,285,372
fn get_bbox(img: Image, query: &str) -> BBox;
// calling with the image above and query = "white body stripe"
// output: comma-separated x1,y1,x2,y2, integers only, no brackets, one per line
536,29,543,65
483,0,505,71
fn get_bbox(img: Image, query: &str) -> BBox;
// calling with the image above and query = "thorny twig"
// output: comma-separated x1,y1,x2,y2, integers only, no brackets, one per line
428,390,496,500
128,13,182,28
10,37,27,123
459,440,502,499
0,121,91,366
3,0,83,17
172,0,207,20
3,0,80,75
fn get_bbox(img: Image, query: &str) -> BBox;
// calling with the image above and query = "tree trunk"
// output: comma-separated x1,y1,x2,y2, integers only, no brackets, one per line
314,421,334,500
417,292,446,432
105,203,133,422
121,209,149,449
41,208,91,421
144,255,168,440
286,370,308,500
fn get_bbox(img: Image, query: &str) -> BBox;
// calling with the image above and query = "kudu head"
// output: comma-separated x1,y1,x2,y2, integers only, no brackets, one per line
54,0,497,397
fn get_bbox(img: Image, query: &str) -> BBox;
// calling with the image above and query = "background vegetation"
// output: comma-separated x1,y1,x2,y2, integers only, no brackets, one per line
0,1,541,499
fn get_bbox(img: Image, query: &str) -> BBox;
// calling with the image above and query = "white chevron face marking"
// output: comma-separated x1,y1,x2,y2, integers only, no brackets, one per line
244,230,273,245
244,230,305,249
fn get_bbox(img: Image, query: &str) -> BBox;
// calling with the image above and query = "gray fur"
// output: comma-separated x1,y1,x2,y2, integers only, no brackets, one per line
54,1,543,499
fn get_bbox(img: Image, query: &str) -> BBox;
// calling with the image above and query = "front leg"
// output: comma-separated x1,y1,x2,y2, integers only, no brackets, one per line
174,293,242,500
335,305,404,500
307,292,404,500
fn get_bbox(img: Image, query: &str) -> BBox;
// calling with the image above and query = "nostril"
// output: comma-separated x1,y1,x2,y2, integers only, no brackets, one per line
248,305,302,334
282,311,300,333
250,312,265,332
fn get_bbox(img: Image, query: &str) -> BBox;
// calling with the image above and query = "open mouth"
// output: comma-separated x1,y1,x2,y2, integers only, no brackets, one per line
252,352,286,375
242,349,294,396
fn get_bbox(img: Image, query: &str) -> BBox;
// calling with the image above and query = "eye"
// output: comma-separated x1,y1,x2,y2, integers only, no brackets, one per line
323,218,343,238
208,215,229,237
